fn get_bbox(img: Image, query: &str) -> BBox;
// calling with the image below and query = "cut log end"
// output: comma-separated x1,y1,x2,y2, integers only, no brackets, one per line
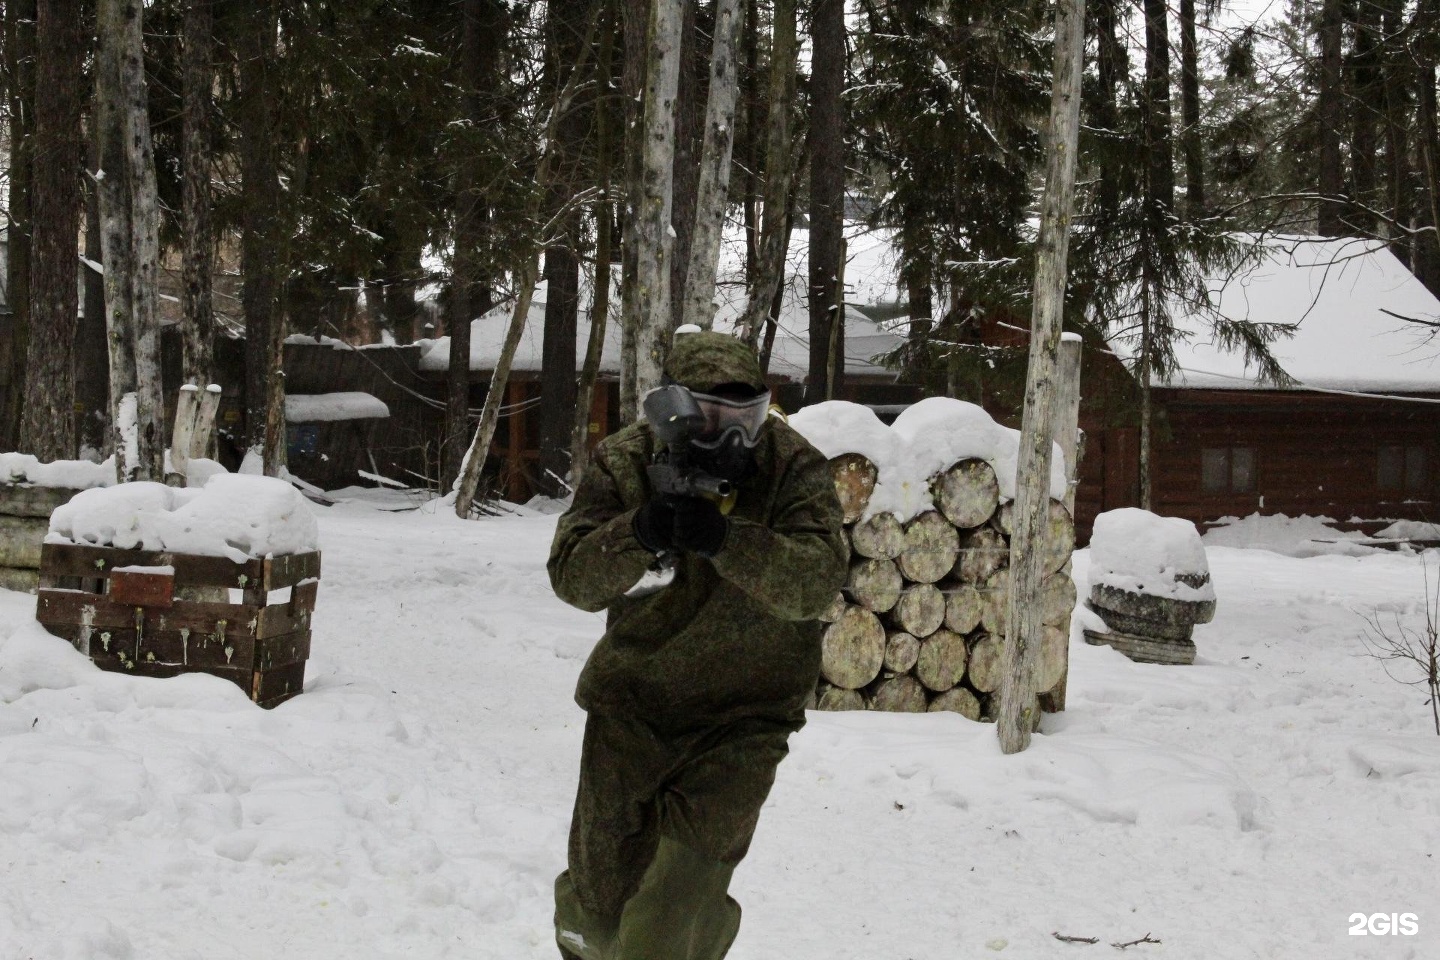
830,454,878,524
928,685,982,720
868,674,928,712
915,628,969,692
847,557,903,613
891,582,946,638
932,458,999,529
820,604,886,689
898,510,960,584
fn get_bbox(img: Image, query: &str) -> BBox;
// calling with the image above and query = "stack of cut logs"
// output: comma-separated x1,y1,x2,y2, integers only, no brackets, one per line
814,454,1075,720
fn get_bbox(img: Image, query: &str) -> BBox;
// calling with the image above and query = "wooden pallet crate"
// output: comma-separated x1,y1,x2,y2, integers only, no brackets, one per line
34,542,321,708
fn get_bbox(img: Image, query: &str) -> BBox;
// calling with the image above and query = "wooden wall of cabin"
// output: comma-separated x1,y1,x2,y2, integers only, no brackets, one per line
1073,390,1440,541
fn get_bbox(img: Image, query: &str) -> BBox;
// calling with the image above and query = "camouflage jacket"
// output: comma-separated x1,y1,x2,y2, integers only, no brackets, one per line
548,418,847,726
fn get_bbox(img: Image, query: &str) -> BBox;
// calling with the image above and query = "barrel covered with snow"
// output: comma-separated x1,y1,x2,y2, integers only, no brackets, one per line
47,475,319,562
1089,508,1215,626
788,398,1067,522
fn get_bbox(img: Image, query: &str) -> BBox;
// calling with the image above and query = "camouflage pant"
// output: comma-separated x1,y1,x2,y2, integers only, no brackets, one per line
554,711,801,960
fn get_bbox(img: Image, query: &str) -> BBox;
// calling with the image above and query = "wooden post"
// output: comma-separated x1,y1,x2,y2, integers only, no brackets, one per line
168,384,201,484
998,0,1086,755
1039,334,1082,714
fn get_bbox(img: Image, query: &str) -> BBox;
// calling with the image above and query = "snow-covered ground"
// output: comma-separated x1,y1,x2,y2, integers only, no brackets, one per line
2,494,1438,959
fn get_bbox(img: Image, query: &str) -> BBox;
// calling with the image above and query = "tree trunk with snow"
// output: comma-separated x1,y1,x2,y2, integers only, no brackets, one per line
681,0,742,329
737,0,795,348
998,0,1085,755
632,0,684,409
1,0,36,452
19,0,84,462
96,0,164,482
180,0,215,390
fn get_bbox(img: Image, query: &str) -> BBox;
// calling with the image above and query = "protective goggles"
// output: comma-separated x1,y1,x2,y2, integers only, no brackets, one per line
689,390,772,449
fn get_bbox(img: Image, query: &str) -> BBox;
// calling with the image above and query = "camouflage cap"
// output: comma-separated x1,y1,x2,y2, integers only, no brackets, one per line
664,329,766,394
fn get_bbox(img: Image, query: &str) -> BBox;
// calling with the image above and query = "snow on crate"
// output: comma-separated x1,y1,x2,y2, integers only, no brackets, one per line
47,474,319,561
284,391,390,423
1090,508,1214,602
789,397,1066,521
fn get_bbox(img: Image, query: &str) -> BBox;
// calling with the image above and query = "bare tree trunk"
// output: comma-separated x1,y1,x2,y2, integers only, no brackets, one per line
540,241,581,492
667,0,705,328
1349,0,1380,233
633,0,683,406
1178,0,1204,216
805,0,845,405
181,0,215,390
572,14,618,484
96,0,163,481
682,0,742,329
1382,0,1411,260
96,2,135,477
454,11,600,517
997,0,1085,756
741,0,759,285
738,0,795,347
78,132,110,457
1317,0,1345,236
2,0,35,451
618,0,649,424
445,0,508,491
237,2,284,472
19,0,84,462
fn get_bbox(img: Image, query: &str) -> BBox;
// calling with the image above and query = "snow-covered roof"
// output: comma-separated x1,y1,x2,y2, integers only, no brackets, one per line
412,222,908,383
285,392,390,423
1107,236,1440,392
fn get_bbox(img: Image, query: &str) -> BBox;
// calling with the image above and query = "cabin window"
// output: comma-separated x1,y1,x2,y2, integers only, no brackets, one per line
1202,447,1256,494
1378,446,1428,495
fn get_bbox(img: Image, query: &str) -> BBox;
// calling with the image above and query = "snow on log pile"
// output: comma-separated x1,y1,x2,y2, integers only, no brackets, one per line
0,454,116,593
35,475,322,708
791,399,1074,720
1084,508,1216,665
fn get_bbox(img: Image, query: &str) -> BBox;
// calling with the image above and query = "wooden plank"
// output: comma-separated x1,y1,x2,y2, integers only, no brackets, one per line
290,578,319,615
37,590,310,644
40,542,261,586
261,551,321,591
251,661,306,705
109,568,175,608
76,625,310,675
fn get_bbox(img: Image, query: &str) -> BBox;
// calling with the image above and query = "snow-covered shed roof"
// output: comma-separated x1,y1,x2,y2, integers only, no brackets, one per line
412,223,907,383
1107,236,1440,393
285,392,390,423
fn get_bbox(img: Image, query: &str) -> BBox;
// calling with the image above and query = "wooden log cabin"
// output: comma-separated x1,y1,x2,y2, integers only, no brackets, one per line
1035,236,1440,541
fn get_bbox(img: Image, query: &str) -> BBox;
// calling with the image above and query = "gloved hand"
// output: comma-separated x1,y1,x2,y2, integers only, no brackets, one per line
672,496,728,558
633,498,677,554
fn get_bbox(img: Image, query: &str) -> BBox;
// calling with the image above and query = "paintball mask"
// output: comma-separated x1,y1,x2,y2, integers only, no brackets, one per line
688,388,772,450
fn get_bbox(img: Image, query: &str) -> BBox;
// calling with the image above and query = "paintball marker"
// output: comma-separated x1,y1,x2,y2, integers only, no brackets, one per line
642,385,734,504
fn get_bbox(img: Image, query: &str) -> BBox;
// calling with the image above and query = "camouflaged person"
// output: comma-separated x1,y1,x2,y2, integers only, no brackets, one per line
548,329,847,960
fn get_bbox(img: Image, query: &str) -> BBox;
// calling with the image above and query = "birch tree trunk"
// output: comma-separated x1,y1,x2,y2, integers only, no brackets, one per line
180,0,215,390
20,0,84,463
618,0,649,424
738,0,795,348
681,0,742,329
96,0,163,482
633,0,684,408
997,0,1085,755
